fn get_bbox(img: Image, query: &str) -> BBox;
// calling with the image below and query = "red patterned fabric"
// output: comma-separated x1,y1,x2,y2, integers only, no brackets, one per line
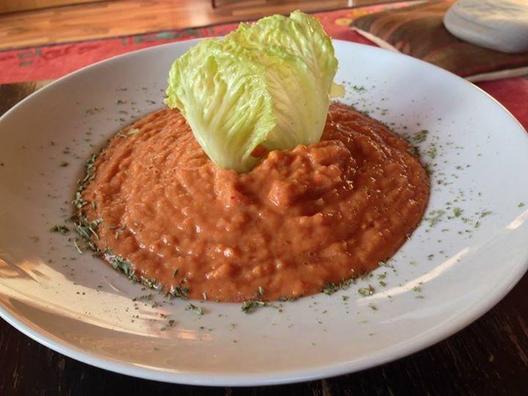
0,7,384,84
478,77,528,130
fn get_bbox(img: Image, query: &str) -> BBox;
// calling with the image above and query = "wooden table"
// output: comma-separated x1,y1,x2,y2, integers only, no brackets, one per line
1,272,526,394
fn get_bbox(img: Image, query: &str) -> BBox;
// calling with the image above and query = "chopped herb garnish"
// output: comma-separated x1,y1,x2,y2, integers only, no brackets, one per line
519,202,525,208
60,161,69,167
241,300,269,314
278,296,300,302
358,285,375,297
73,239,83,254
50,225,70,234
426,209,445,227
426,145,438,159
322,278,353,295
74,218,101,241
480,210,492,218
352,85,366,92
407,145,419,157
453,207,462,217
105,252,136,279
322,282,339,295
141,276,162,290
186,303,204,316
168,285,189,299
132,294,153,302
423,163,432,176
411,130,428,144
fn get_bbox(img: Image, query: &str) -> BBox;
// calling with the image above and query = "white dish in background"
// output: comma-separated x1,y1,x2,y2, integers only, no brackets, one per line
0,40,527,386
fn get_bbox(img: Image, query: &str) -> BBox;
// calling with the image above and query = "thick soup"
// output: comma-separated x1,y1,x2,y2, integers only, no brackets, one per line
80,103,429,302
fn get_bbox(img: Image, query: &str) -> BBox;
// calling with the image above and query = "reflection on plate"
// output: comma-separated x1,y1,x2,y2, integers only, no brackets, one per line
0,40,527,386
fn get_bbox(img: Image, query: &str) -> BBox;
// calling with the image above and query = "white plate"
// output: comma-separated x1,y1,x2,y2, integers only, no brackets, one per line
0,40,527,386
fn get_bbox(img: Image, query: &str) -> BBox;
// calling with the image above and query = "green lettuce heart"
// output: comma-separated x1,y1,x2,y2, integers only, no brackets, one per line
166,11,338,172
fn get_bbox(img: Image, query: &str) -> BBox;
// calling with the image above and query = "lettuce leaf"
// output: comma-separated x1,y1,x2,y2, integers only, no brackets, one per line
166,11,338,172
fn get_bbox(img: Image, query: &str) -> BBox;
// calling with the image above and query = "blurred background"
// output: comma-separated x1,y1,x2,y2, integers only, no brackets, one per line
0,0,405,49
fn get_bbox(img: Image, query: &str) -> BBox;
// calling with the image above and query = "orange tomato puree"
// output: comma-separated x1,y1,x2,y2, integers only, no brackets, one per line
81,103,429,302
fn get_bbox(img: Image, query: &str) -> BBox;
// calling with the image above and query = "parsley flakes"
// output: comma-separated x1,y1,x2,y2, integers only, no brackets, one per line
50,225,70,234
186,303,205,316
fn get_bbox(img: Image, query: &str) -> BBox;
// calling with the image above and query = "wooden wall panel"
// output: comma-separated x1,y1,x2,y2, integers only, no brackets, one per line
0,0,103,14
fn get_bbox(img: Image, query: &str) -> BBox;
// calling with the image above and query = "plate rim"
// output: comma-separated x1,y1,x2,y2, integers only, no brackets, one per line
0,38,527,386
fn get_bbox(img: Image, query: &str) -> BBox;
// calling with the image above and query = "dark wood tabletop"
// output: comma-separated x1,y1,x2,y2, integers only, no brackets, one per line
1,79,528,395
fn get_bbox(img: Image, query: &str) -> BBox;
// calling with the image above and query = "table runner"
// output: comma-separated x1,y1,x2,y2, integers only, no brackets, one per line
0,2,527,131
